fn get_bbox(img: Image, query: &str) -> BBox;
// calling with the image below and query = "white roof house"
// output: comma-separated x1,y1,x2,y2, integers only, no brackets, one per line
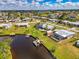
69,22,79,26
47,25,54,30
53,30,75,40
62,20,70,23
42,24,47,29
22,18,31,21
0,23,12,29
55,30,75,38
15,23,29,27
49,19,59,22
61,21,79,27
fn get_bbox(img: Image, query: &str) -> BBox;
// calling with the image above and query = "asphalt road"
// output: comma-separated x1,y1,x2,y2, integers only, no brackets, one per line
10,35,55,59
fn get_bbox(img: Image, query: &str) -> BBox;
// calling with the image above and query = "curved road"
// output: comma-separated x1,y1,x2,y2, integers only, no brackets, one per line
10,35,55,59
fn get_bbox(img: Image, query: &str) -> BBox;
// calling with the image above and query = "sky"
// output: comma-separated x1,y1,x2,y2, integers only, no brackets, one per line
0,0,79,10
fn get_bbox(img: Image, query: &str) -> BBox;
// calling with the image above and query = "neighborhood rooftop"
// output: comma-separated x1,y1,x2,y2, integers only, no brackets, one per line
69,22,79,25
55,30,75,37
15,23,28,25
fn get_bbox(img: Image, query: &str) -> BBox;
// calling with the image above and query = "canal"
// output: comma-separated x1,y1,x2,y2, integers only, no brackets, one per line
0,35,56,59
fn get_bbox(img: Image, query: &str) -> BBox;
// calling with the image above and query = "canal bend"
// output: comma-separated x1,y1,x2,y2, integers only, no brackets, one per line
10,35,55,59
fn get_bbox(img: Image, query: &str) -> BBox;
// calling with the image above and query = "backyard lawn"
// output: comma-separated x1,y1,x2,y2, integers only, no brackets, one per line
54,44,79,59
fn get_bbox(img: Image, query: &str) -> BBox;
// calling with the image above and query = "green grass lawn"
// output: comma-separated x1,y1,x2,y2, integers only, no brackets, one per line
54,44,79,59
0,39,12,59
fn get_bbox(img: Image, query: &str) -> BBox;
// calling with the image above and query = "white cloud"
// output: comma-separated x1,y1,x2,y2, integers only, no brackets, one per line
76,2,79,7
0,0,79,10
44,2,50,5
56,0,63,2
36,0,44,2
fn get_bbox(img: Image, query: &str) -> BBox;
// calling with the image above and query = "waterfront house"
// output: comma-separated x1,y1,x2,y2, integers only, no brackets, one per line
52,30,75,40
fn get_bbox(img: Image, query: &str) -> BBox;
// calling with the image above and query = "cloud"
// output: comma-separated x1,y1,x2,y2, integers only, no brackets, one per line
36,0,44,2
43,2,50,5
56,0,63,2
0,0,79,10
